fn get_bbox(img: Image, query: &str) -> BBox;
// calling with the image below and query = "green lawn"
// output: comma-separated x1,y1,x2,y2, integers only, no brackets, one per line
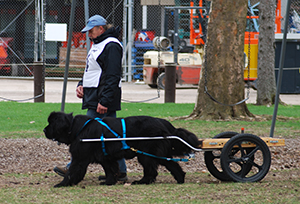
0,101,299,139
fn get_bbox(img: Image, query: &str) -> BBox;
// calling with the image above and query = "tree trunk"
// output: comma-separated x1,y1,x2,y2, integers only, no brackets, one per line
256,0,277,105
190,0,253,120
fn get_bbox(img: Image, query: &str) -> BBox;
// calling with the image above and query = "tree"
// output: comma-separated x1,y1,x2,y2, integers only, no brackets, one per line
189,0,253,120
256,0,277,105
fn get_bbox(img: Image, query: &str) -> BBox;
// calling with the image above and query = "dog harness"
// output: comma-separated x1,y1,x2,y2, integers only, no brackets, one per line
76,118,129,155
94,118,130,155
79,118,194,162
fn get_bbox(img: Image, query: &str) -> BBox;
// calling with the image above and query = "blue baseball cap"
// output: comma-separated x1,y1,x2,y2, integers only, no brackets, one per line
81,15,107,33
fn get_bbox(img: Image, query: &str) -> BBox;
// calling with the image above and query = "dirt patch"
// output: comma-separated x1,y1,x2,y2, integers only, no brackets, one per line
0,138,299,187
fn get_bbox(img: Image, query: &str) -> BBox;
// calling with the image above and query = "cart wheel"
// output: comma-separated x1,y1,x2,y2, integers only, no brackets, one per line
220,134,271,182
204,131,238,181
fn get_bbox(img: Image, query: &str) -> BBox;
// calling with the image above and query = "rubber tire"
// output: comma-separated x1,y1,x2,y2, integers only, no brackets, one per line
204,131,238,181
220,134,271,182
157,72,165,90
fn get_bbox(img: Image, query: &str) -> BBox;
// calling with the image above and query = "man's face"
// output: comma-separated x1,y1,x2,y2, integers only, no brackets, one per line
88,26,104,40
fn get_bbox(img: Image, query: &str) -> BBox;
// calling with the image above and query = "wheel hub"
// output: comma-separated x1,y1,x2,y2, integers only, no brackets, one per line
242,156,249,163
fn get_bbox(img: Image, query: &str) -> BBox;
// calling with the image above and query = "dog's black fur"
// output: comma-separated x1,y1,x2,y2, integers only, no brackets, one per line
44,111,201,187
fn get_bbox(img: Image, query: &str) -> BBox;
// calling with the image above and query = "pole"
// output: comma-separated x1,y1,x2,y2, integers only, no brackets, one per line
34,0,45,103
60,0,77,112
122,0,128,81
142,5,147,29
34,0,40,62
164,63,176,103
270,0,291,137
127,0,133,82
173,8,179,64
84,0,90,53
164,9,169,37
33,62,44,102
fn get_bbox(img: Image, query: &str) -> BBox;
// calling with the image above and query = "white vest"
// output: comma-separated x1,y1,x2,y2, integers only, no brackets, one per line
83,37,122,88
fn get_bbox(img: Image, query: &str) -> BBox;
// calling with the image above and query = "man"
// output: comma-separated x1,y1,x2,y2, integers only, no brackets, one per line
54,14,127,181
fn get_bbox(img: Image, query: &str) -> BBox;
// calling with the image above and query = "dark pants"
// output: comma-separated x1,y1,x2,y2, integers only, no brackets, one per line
86,109,116,118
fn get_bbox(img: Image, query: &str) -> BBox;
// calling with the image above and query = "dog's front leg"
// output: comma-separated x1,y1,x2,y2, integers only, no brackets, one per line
132,156,158,184
100,159,119,185
54,171,72,188
159,160,186,184
54,160,89,188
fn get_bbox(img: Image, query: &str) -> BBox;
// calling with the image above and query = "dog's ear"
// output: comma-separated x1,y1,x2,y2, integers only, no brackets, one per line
48,111,55,118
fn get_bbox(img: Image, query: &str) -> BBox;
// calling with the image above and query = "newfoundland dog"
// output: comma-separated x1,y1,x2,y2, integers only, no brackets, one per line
43,112,201,187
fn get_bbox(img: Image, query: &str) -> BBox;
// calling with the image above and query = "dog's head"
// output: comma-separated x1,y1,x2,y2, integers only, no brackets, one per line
171,128,201,155
43,111,74,145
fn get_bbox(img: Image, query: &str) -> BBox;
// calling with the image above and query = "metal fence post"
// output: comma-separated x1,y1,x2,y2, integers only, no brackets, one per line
270,0,291,137
61,0,77,112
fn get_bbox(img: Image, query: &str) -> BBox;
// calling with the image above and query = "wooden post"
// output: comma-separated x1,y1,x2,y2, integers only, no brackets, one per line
164,63,176,103
34,62,45,102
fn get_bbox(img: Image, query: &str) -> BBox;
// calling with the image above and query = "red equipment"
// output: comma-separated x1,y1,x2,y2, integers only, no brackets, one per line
0,37,13,75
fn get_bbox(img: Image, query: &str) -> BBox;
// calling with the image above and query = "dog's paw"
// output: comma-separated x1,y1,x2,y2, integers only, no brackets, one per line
175,172,186,184
54,183,64,188
54,181,71,188
105,181,117,186
176,175,185,184
131,180,140,185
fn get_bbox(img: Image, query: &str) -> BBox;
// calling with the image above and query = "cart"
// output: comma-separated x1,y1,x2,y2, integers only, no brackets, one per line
81,131,285,183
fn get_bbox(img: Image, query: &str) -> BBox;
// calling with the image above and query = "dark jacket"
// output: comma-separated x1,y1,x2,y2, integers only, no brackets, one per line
78,26,122,111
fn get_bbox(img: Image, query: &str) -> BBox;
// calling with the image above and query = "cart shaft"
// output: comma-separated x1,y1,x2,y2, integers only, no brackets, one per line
81,136,204,152
81,136,285,151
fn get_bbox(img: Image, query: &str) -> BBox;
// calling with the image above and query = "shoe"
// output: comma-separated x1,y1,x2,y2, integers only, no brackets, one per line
117,173,128,181
53,166,68,177
98,173,128,181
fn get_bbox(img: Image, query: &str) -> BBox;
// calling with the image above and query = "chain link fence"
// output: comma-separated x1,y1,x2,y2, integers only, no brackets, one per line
0,0,298,81
288,0,300,33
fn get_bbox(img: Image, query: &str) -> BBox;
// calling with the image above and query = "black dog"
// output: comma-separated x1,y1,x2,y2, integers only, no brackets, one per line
44,112,201,187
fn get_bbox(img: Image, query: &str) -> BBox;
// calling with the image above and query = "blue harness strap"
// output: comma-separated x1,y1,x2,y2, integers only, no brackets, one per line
100,134,107,155
121,119,130,150
76,119,93,137
94,118,130,155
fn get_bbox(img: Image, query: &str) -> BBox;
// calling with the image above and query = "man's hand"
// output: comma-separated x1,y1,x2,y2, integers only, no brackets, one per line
76,85,84,98
97,103,108,114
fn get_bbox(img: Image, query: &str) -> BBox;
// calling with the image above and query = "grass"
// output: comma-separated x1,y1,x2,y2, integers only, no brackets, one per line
0,101,299,203
0,101,299,139
0,172,299,203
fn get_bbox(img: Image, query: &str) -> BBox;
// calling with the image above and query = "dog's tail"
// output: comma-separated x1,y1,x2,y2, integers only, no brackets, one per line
170,128,201,156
